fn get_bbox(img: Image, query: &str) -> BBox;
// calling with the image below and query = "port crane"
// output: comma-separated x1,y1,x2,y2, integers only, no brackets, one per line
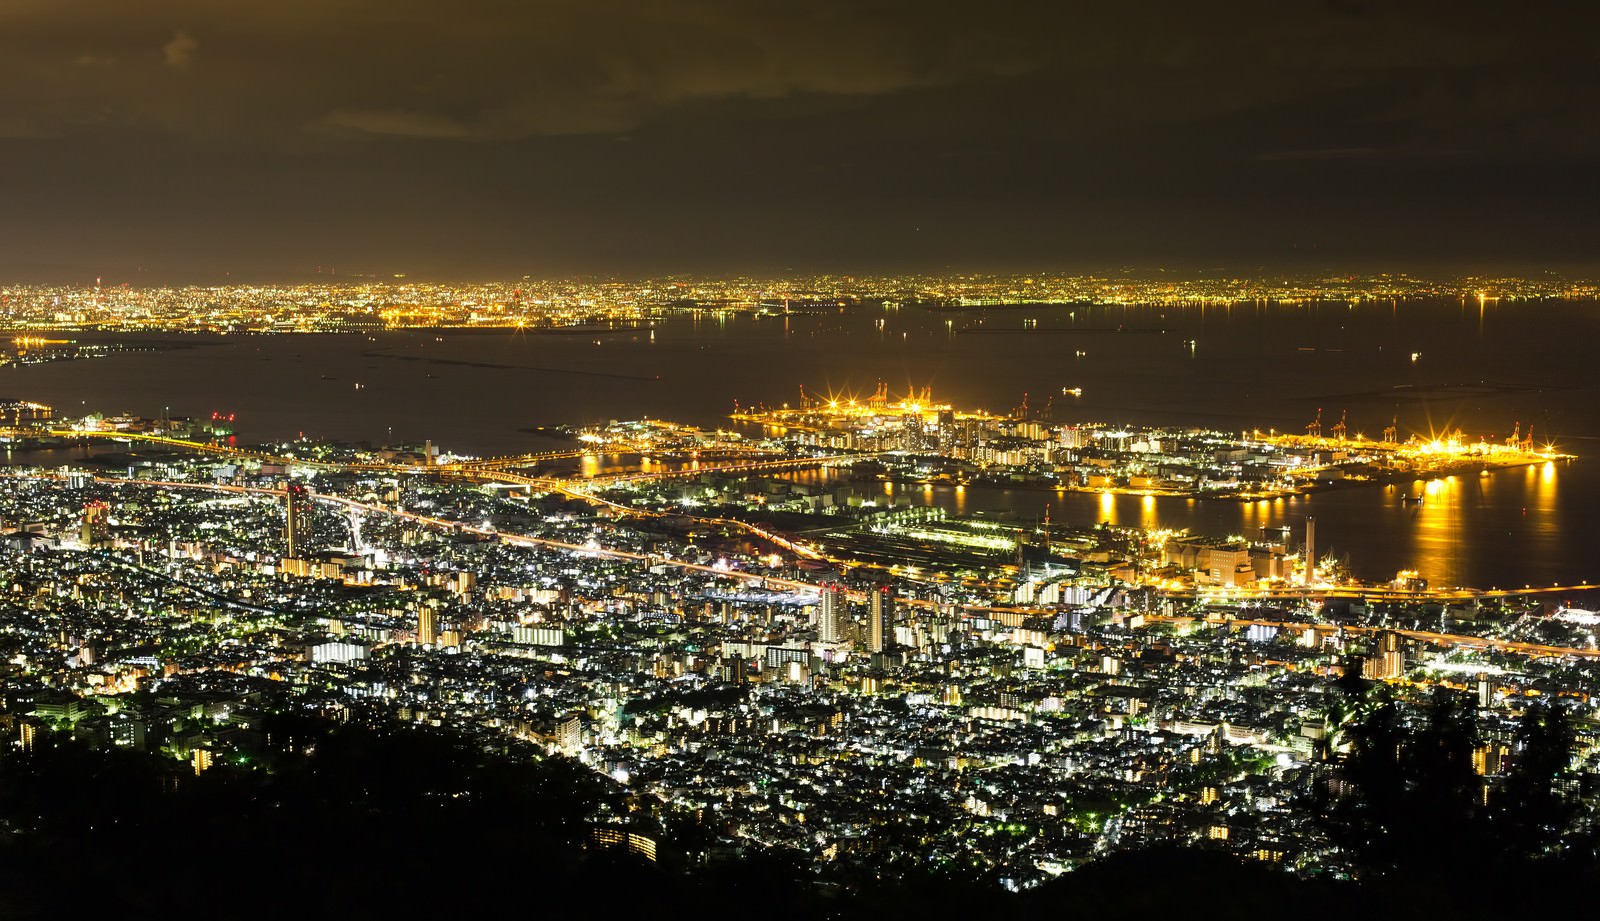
1305,408,1322,440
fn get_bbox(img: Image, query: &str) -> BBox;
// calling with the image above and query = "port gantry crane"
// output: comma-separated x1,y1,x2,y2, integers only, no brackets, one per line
1305,408,1322,440
1330,410,1348,442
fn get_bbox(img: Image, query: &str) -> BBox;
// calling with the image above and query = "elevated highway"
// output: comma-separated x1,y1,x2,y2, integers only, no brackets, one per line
1140,613,1600,661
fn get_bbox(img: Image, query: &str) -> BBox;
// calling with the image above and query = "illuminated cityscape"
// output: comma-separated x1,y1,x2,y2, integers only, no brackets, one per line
0,273,1596,333
0,373,1596,905
4,1,1600,915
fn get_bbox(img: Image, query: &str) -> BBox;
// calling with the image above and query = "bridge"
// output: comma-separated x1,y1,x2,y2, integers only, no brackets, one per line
582,452,866,485
439,449,587,471
1140,613,1600,661
1160,583,1600,604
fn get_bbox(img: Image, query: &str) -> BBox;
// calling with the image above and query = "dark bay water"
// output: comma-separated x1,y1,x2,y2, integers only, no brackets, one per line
4,298,1597,589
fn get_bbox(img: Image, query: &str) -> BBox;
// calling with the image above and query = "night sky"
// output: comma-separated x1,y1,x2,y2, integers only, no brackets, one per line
3,1,1597,281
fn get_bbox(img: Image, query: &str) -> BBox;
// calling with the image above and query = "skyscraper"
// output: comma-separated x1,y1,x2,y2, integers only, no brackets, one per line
418,606,439,646
817,583,845,644
868,586,893,654
284,483,312,559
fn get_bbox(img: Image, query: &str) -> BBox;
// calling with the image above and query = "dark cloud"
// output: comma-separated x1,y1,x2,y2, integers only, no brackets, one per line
0,1,1596,279
1255,148,1392,162
161,30,197,70
0,1,1048,140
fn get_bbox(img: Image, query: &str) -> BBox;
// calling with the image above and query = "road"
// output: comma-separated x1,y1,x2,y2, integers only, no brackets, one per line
80,474,844,599
42,428,846,565
1161,583,1600,604
14,468,1590,658
1142,613,1600,661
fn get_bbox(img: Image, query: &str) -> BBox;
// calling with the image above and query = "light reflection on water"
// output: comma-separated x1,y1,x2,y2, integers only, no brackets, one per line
775,459,1580,590
3,299,1596,588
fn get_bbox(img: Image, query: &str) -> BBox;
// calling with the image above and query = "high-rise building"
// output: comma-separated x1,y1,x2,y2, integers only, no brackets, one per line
80,501,109,547
868,586,893,654
284,483,313,559
1362,630,1405,680
417,606,439,646
817,583,846,643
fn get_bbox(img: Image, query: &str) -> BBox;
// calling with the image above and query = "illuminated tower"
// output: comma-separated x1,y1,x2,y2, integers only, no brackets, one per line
868,586,893,654
1303,516,1316,585
284,483,313,559
817,583,845,644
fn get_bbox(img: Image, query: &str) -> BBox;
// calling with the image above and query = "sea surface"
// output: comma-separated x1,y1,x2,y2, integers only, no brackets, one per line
4,298,1597,590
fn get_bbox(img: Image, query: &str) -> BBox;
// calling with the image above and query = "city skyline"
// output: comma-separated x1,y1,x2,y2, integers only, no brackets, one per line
2,270,1597,333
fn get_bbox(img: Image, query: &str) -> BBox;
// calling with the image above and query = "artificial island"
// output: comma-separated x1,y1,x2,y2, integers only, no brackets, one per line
730,384,1565,503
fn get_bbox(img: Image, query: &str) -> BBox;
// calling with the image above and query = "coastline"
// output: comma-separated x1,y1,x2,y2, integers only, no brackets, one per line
857,454,1573,503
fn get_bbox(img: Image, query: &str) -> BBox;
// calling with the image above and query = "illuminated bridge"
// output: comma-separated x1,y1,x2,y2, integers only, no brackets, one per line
586,453,870,485
1141,613,1600,661
440,449,588,471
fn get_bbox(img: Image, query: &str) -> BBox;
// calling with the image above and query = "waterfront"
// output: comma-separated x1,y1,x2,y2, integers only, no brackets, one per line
3,297,1597,589
772,461,1582,591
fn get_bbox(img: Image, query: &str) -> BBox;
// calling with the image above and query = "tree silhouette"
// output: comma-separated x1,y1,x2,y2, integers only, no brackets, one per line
1319,674,1599,908
1316,654,1373,761
1493,698,1577,861
1405,688,1485,863
1322,686,1490,879
1324,686,1405,872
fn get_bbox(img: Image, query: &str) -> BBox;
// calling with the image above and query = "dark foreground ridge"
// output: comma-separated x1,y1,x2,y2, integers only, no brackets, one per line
0,712,1593,920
